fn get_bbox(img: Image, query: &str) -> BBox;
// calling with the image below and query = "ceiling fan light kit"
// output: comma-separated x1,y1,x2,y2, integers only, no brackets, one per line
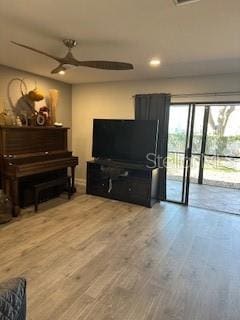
11,39,134,74
149,59,161,67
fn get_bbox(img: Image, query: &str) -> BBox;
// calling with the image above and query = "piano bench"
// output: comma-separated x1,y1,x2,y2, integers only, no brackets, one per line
33,176,72,212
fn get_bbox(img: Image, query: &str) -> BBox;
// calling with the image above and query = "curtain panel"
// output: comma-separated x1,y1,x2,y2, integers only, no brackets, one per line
135,93,171,200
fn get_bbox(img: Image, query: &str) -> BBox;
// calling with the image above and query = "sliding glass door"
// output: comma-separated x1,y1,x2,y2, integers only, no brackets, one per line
167,102,240,209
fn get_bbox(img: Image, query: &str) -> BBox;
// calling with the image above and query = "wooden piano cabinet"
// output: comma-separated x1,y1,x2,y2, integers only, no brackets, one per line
10,177,20,217
71,166,76,193
0,126,79,217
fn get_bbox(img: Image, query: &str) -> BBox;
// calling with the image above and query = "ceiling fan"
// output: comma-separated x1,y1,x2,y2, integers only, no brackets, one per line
11,39,134,74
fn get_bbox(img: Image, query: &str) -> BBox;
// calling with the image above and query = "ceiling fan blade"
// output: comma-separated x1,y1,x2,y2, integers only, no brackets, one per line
51,65,66,74
77,60,134,70
11,41,62,63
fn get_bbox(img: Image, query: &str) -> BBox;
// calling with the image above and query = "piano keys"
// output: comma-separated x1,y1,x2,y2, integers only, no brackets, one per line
0,126,78,217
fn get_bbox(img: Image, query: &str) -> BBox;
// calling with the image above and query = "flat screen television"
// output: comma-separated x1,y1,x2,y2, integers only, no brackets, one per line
92,119,159,164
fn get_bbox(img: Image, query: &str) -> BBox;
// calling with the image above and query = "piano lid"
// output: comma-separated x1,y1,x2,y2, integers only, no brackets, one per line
0,126,69,155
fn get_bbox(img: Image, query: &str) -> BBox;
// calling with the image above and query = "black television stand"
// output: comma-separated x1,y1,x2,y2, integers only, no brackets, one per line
86,160,160,208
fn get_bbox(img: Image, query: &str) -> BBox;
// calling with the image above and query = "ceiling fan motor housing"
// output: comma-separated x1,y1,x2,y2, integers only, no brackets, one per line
63,39,77,49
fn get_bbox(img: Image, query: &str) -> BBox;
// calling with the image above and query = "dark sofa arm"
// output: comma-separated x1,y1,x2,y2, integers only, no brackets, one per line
0,278,27,320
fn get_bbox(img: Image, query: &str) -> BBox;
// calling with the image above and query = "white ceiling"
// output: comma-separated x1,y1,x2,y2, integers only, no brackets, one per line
0,0,240,84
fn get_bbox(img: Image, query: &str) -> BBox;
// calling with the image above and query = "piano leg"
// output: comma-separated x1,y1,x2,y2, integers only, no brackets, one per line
11,178,20,217
71,166,76,193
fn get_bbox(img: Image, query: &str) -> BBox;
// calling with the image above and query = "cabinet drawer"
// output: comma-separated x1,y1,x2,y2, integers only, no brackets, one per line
111,179,128,199
87,178,109,195
128,181,151,206
128,180,150,197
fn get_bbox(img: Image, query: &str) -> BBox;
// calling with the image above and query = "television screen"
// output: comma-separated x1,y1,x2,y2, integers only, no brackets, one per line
92,119,159,164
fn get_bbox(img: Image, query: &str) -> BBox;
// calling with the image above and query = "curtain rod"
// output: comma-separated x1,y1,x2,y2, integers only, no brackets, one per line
172,91,240,98
133,91,240,98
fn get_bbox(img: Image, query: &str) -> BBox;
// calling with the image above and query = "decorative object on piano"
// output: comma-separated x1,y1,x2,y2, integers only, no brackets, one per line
35,106,50,126
0,109,16,126
0,97,16,126
0,113,5,126
0,97,6,113
7,78,34,124
0,190,11,224
54,122,63,127
49,89,59,125
16,116,23,126
7,78,45,126
0,98,6,125
35,112,46,126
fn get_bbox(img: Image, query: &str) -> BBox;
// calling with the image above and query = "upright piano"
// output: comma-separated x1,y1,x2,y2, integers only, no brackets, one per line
0,126,78,217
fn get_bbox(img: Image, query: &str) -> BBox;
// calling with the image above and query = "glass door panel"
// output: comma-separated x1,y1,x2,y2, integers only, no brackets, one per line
167,104,194,203
191,105,205,184
206,105,240,157
204,104,240,188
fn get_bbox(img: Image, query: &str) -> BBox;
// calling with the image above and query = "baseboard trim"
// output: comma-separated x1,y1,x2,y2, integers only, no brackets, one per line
75,178,86,186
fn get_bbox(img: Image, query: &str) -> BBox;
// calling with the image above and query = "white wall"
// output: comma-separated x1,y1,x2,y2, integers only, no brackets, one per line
72,73,240,180
2,64,240,182
0,64,72,145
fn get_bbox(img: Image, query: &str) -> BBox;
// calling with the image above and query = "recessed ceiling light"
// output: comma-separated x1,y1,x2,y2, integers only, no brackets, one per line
58,70,65,75
149,59,161,67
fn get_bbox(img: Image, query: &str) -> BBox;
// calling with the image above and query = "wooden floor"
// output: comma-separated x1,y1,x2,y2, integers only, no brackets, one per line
1,192,240,320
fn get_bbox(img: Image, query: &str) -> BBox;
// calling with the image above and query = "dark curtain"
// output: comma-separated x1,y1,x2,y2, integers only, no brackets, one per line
135,93,171,200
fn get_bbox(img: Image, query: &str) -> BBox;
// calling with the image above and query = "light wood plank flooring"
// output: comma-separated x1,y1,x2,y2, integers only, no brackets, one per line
0,192,240,320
